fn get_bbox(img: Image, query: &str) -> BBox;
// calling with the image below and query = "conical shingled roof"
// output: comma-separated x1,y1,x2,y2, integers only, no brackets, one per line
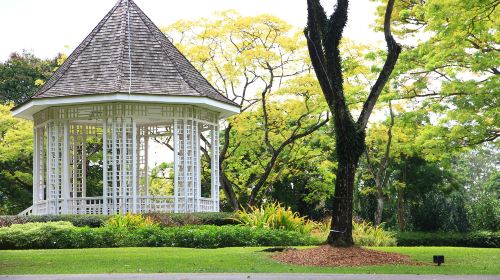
32,0,237,107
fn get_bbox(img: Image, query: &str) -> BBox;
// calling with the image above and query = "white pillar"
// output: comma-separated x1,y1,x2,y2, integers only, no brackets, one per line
102,119,108,215
211,122,220,212
62,120,70,214
144,133,149,196
173,119,179,213
54,122,60,214
46,123,51,214
183,119,188,212
32,127,39,215
132,120,137,213
194,121,201,212
121,118,127,213
210,125,216,211
215,123,220,212
81,125,87,198
112,119,118,214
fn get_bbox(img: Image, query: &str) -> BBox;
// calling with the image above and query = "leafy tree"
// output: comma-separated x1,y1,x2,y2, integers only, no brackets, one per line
164,12,328,209
0,51,61,105
148,163,174,196
355,0,498,234
451,148,499,231
363,102,395,226
385,0,499,150
218,74,329,207
0,104,33,214
305,0,401,246
387,156,465,232
268,124,337,220
0,52,63,213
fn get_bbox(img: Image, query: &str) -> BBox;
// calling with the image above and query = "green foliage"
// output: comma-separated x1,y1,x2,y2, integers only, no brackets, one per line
233,202,316,234
396,231,500,248
379,0,499,153
352,221,397,247
104,213,156,230
0,222,77,249
314,220,397,247
0,213,237,228
165,12,334,210
0,104,33,214
0,51,60,105
0,214,109,228
408,189,470,232
144,212,237,227
0,223,316,250
267,124,336,219
148,162,174,196
467,194,500,232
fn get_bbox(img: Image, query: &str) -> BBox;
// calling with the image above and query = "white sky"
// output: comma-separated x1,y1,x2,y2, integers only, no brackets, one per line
0,0,383,62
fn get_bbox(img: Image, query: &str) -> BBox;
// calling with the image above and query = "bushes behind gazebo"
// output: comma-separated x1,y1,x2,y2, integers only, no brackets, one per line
0,212,237,228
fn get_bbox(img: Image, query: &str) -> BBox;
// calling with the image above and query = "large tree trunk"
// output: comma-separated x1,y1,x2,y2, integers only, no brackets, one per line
327,114,364,246
327,156,359,246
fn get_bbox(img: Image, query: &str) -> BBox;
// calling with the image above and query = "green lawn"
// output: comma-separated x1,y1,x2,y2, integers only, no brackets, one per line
0,246,498,275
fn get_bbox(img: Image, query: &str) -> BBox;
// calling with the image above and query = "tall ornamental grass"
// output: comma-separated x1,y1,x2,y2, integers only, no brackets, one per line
233,202,316,234
352,220,397,246
104,213,156,229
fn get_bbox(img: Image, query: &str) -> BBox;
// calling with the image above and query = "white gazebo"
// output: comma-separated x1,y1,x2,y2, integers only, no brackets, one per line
13,0,239,215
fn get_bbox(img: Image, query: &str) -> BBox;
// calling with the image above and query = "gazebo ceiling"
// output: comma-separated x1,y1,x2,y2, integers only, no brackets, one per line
13,0,239,119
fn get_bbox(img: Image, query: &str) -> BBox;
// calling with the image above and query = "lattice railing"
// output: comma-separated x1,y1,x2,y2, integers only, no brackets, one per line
28,196,214,214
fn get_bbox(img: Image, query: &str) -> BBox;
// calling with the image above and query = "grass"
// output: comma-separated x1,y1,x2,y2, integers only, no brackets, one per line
0,246,498,275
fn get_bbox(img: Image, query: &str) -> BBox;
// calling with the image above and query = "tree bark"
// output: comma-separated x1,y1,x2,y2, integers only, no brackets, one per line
374,195,384,226
327,155,360,246
366,101,395,227
397,186,406,231
220,168,240,210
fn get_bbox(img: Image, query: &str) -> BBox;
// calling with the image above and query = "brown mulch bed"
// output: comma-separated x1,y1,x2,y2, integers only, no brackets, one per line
271,245,416,267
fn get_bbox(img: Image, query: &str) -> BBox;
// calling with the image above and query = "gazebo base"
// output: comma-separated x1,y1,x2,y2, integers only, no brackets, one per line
19,196,218,216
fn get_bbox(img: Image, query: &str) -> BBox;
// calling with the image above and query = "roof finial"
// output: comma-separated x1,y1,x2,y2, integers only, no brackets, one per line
127,0,132,94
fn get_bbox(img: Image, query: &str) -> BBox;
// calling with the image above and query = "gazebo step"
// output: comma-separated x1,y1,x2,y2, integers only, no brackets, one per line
18,205,33,216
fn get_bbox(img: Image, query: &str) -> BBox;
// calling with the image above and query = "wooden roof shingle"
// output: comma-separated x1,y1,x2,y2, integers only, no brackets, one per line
32,0,237,107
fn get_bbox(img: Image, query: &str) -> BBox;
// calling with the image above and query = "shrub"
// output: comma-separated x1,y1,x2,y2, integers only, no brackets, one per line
312,219,397,246
396,231,500,248
352,221,397,246
105,213,156,229
0,215,109,228
0,212,236,228
0,223,316,250
467,195,500,231
144,212,237,227
0,222,77,249
233,202,316,234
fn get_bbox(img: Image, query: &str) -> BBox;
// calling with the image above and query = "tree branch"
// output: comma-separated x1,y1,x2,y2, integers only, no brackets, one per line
357,0,402,129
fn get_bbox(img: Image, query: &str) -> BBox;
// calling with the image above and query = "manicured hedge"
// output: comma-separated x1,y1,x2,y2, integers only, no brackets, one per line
0,215,109,228
0,212,237,228
144,212,238,226
396,231,500,248
0,222,316,250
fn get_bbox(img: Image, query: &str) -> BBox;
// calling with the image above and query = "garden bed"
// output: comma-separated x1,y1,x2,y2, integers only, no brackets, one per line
272,245,415,267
